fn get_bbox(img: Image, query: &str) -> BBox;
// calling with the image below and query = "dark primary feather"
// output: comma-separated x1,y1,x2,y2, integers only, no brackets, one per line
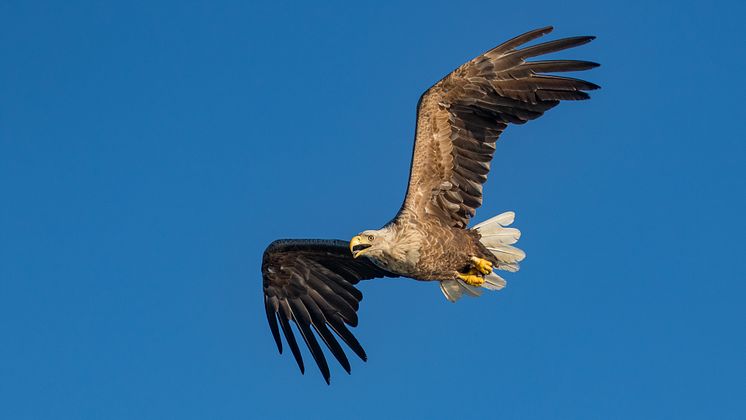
397,26,600,229
262,239,397,384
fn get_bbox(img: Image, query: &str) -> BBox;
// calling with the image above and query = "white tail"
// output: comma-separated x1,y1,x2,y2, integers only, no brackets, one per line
473,211,525,266
439,211,524,302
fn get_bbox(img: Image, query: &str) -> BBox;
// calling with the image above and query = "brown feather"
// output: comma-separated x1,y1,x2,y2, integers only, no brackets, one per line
394,27,599,228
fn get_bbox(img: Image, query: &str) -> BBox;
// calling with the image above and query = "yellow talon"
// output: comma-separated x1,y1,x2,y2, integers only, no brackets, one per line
470,256,493,275
457,270,485,287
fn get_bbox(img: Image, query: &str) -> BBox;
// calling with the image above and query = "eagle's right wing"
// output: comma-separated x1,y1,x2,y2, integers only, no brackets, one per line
262,239,397,384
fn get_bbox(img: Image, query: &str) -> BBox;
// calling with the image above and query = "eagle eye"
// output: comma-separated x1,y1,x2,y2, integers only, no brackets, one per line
368,235,374,241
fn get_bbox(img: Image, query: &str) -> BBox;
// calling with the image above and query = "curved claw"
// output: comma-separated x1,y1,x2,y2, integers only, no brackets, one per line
457,270,485,286
471,257,493,275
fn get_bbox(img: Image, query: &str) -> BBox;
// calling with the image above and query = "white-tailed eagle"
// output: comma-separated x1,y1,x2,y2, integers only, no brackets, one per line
262,26,599,383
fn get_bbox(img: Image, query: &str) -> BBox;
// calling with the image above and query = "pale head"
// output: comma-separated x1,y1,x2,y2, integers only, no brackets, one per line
349,227,394,260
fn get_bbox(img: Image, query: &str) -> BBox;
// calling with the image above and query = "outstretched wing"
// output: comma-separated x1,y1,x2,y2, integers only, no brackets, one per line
397,26,599,228
262,239,397,384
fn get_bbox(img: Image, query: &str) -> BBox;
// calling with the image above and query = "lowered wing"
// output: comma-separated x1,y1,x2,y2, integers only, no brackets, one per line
262,239,397,383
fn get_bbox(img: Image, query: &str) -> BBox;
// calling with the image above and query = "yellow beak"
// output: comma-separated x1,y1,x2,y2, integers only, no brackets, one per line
349,235,367,258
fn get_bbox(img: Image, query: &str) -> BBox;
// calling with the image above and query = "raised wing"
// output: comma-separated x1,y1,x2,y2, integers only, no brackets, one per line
397,26,599,228
262,239,396,384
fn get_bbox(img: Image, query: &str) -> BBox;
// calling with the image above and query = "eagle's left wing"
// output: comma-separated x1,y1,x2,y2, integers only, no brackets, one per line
262,239,397,384
396,26,599,228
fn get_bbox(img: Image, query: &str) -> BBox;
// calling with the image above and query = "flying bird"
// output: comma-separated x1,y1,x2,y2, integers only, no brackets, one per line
262,26,599,383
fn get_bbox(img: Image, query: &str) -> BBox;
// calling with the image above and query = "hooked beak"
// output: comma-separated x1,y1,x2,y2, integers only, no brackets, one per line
349,235,372,258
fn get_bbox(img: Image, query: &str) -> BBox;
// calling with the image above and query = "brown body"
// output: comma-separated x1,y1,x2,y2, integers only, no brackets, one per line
376,212,496,281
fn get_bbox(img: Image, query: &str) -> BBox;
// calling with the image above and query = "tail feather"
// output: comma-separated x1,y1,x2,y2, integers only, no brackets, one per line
496,262,519,273
457,280,484,297
479,227,521,246
439,280,463,302
486,245,526,263
482,272,507,291
473,211,515,229
440,280,484,302
440,211,525,302
474,211,526,268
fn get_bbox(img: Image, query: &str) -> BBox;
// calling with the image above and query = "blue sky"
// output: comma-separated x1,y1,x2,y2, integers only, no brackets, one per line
1,1,744,419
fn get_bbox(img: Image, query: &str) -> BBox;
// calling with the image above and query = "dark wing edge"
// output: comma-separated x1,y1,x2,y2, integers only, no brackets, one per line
397,26,600,228
262,239,397,384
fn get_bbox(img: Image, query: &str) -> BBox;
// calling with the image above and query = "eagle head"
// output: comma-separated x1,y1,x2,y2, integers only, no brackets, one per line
349,229,390,260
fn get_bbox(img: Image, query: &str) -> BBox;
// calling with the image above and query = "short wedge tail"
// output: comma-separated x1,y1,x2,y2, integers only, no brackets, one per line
440,211,525,302
474,211,525,271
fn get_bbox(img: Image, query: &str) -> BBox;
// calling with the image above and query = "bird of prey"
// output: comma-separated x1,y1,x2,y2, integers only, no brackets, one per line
262,26,599,383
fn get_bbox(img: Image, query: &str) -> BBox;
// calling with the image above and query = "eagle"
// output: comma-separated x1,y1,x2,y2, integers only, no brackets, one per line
262,26,599,383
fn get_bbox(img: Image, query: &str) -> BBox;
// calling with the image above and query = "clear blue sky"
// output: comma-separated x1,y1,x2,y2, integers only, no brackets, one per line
1,1,744,419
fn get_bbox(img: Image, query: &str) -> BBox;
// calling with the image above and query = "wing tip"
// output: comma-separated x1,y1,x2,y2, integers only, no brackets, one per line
582,79,602,91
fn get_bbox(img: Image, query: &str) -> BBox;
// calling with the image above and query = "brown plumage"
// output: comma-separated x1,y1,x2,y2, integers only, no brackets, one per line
262,26,599,383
